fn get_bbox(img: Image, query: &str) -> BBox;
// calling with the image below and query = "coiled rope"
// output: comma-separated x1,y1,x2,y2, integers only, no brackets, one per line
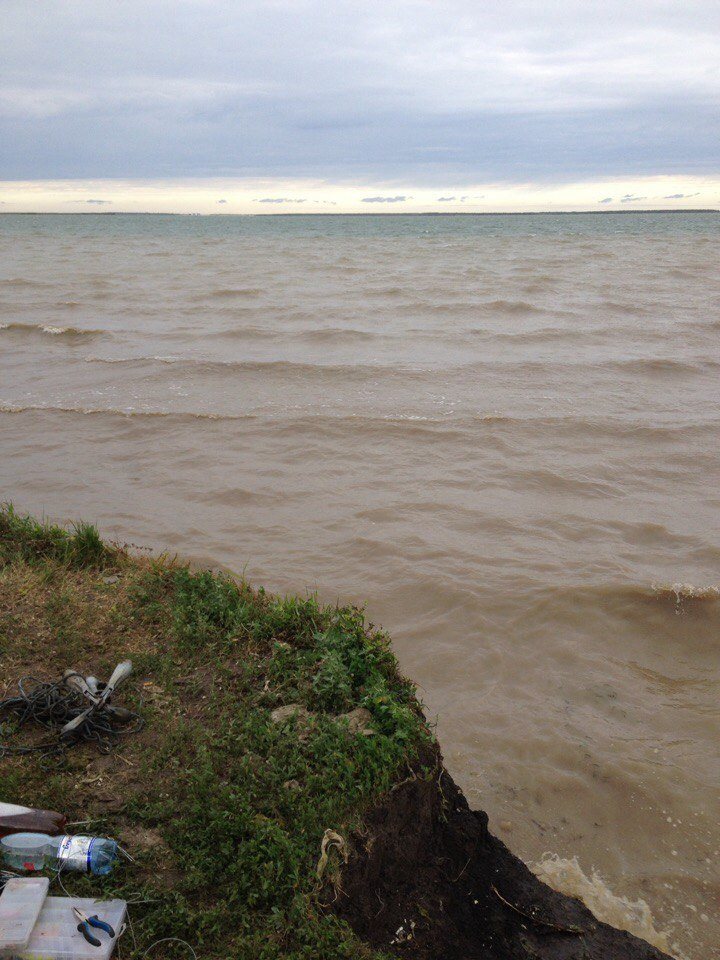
0,675,143,757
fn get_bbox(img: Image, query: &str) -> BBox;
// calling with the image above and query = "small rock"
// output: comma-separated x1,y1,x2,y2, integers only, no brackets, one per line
270,704,312,724
283,779,300,791
337,707,373,734
102,575,120,585
499,820,513,832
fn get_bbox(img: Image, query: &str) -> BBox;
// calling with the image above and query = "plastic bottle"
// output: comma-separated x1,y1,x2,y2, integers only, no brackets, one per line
0,832,118,875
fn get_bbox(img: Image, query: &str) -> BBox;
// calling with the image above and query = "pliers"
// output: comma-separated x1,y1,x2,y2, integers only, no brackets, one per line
72,907,116,947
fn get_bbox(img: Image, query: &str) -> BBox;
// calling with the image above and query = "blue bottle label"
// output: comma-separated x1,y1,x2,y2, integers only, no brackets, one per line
57,835,93,872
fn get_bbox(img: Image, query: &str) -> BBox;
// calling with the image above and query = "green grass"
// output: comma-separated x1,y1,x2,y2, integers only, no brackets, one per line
0,506,432,958
0,503,113,569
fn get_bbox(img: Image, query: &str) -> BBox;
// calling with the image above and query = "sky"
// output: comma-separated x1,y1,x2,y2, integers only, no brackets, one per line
1,0,719,212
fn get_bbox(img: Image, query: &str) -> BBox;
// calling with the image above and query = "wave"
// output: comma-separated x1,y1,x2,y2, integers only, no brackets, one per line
473,413,719,442
200,287,264,299
532,855,677,957
78,352,719,380
0,404,469,441
651,582,720,604
613,356,720,375
291,327,376,343
82,355,408,381
0,277,51,289
526,580,720,612
0,403,246,422
0,322,105,341
469,325,601,344
205,326,376,344
394,298,549,316
4,403,718,448
480,298,545,315
365,285,406,298
0,404,486,442
204,326,277,341
597,300,652,316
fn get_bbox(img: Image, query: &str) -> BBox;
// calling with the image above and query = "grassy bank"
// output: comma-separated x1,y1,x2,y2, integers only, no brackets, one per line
0,506,431,959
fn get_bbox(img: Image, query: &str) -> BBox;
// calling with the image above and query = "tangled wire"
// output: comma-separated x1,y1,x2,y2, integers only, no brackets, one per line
0,676,144,758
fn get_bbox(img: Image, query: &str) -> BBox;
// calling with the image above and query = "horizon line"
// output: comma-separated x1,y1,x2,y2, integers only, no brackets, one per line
1,208,718,217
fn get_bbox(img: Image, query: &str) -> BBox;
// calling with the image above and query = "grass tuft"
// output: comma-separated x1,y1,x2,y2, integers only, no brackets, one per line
0,503,116,569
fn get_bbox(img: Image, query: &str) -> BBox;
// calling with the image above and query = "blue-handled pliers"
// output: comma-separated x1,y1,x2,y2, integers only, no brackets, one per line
72,907,116,947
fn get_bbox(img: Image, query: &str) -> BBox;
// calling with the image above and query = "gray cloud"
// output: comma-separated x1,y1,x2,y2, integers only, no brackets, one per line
1,1,719,182
254,198,307,203
217,198,227,203
620,195,647,202
598,197,613,203
437,196,456,201
362,196,408,203
663,192,700,199
75,198,112,204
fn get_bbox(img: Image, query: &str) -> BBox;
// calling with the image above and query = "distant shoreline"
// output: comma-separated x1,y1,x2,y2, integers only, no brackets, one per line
0,209,718,217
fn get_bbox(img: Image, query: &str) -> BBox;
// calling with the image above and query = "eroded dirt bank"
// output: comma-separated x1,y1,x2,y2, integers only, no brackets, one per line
332,746,671,960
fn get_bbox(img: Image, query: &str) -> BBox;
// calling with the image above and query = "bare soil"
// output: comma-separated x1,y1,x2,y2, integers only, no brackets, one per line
333,745,670,960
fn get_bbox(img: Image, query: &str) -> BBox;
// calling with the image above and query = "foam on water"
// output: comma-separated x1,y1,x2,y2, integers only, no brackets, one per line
532,854,680,957
651,582,720,603
0,321,103,340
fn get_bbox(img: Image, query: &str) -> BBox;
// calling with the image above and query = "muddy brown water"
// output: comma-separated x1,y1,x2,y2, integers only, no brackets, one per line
1,213,718,958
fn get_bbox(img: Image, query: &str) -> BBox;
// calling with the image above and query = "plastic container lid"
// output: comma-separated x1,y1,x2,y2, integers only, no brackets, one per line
0,876,50,956
19,896,127,960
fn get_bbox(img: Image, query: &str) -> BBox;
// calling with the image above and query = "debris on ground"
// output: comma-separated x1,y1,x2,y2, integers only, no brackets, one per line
0,661,143,757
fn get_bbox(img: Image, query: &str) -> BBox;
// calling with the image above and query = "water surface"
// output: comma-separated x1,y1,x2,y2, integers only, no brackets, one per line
1,212,718,957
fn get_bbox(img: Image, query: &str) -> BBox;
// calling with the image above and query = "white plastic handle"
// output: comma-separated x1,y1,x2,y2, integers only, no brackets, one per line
102,660,132,700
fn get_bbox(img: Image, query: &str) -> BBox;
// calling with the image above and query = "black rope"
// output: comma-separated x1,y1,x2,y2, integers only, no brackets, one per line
0,675,143,757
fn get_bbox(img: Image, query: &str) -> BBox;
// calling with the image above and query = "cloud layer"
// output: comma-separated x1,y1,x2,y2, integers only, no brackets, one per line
361,196,408,203
1,175,716,214
1,0,719,184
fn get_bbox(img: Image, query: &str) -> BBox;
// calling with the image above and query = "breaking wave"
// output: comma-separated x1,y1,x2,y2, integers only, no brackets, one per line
651,582,720,605
0,322,104,341
532,855,678,957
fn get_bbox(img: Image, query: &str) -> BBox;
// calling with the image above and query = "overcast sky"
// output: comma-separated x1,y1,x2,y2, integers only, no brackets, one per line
1,0,718,210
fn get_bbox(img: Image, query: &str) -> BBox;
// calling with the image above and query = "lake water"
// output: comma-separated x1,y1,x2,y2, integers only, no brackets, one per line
1,211,718,957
